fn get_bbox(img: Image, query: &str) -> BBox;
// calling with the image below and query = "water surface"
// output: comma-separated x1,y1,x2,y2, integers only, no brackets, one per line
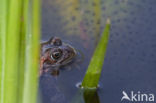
40,0,156,103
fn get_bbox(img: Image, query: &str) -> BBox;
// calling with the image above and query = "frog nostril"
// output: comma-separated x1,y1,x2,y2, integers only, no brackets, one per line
52,37,62,46
54,40,62,46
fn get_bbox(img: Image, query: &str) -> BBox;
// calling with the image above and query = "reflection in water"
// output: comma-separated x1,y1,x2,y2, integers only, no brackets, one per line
71,88,100,103
39,75,68,103
83,89,100,103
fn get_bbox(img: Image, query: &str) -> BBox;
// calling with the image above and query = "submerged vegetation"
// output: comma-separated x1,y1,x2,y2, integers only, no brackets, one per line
0,0,40,103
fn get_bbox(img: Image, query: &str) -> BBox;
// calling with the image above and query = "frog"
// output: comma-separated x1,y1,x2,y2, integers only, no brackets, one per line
40,37,76,76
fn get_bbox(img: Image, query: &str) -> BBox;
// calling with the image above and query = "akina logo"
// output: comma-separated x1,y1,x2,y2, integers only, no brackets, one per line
121,91,154,102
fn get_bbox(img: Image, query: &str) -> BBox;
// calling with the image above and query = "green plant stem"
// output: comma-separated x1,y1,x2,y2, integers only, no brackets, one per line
22,0,40,103
3,0,22,103
17,1,26,103
0,0,40,103
82,19,110,88
0,0,7,102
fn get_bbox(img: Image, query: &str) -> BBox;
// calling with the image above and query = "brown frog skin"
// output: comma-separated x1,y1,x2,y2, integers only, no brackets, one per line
40,37,76,75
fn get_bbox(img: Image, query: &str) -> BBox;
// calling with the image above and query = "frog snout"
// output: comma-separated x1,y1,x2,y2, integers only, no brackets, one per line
64,45,76,58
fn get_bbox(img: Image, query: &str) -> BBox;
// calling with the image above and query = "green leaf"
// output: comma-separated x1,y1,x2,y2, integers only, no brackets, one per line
82,19,110,88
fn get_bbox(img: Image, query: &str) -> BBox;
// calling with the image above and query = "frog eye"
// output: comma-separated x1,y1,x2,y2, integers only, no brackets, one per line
51,49,62,60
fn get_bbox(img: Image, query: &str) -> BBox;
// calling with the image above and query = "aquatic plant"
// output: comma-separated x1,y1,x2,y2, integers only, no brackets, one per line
0,0,40,103
81,19,110,88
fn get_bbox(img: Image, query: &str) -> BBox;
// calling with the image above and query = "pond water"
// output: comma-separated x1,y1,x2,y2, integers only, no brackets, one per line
40,0,156,103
